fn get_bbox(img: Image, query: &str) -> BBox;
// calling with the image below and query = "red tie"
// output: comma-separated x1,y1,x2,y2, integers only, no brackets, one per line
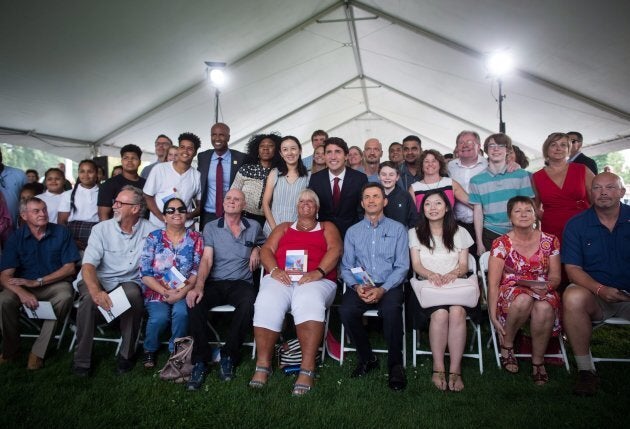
216,157,224,217
332,177,341,211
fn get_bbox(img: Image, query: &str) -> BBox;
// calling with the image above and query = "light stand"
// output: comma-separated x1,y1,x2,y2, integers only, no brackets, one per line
498,78,506,133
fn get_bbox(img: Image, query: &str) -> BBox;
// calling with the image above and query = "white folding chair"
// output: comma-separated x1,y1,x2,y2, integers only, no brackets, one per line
207,304,257,359
591,317,630,363
412,254,483,373
479,251,570,371
339,283,407,367
20,307,72,350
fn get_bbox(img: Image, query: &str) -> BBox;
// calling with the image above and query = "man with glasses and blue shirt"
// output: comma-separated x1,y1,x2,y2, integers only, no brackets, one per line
469,133,534,255
72,185,154,376
0,147,26,227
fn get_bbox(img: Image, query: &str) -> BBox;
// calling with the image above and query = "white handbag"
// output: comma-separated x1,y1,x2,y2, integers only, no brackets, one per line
410,274,480,309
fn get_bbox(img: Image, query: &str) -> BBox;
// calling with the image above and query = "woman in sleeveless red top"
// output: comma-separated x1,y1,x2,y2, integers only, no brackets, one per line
532,133,594,243
250,189,342,396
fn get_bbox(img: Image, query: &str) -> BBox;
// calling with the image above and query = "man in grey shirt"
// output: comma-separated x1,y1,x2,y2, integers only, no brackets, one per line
186,189,264,389
72,186,155,376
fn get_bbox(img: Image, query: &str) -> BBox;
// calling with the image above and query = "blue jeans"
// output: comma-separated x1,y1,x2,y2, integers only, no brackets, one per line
144,299,189,353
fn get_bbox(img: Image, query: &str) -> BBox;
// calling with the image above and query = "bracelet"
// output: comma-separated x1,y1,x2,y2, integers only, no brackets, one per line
269,266,279,276
595,285,604,297
316,267,326,277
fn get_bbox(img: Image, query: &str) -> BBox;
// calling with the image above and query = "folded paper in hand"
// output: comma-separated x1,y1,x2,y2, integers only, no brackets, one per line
162,266,187,290
351,267,375,287
22,301,57,320
98,286,132,323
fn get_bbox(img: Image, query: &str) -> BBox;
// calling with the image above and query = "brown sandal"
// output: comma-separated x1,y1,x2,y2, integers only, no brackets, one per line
500,345,519,374
532,362,548,386
432,370,447,391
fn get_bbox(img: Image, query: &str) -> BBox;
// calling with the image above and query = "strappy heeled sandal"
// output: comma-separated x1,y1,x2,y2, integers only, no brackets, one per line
292,368,316,397
532,362,549,386
432,370,447,391
248,365,272,388
448,372,464,392
500,345,519,374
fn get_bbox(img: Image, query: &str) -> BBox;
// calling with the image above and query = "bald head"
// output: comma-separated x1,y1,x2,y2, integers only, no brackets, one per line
223,188,246,215
591,172,626,211
364,138,383,166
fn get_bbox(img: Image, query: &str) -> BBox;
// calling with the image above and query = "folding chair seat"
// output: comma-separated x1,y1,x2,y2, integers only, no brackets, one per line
479,251,570,371
339,283,407,367
412,254,483,373
590,317,630,363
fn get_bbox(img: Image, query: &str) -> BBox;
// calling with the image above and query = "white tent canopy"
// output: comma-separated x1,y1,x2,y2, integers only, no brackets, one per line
1,0,629,166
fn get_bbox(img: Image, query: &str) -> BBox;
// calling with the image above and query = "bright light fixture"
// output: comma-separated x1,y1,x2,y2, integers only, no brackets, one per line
486,51,514,77
209,69,225,86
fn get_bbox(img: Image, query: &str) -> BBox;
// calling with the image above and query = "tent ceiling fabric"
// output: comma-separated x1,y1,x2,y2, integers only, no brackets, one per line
1,0,628,164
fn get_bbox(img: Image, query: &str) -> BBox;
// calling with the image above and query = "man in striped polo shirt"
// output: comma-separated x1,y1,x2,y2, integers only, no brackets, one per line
469,133,534,255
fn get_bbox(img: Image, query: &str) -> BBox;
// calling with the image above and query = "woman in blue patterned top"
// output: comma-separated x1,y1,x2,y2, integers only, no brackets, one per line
140,197,204,368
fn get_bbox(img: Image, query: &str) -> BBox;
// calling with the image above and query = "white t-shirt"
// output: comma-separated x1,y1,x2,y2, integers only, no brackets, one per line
408,226,473,275
58,185,99,222
143,161,201,228
37,191,64,224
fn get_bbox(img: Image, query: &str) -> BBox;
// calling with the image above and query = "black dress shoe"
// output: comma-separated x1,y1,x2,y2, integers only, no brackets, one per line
71,365,90,377
351,357,379,378
116,356,135,374
388,364,407,391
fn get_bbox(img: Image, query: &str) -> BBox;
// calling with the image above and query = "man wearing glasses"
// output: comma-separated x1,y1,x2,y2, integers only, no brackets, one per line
72,185,154,376
469,133,534,255
0,147,26,227
567,131,598,175
140,134,173,179
562,172,629,396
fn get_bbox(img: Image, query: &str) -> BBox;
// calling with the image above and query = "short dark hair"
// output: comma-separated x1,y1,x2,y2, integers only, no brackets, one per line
311,129,328,140
162,197,187,215
402,135,422,145
156,134,173,144
507,196,536,218
178,132,201,151
378,161,399,173
361,182,386,199
120,144,142,159
566,131,583,142
324,137,349,155
44,167,64,180
483,133,512,153
21,182,45,195
388,142,402,150
25,169,39,179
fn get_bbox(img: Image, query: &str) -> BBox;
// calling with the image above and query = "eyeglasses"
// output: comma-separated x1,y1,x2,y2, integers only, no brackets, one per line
113,200,139,207
164,206,187,215
487,143,507,150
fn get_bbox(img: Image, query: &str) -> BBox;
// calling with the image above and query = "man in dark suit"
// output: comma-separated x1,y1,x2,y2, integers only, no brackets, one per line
308,137,367,238
197,122,246,229
567,131,597,175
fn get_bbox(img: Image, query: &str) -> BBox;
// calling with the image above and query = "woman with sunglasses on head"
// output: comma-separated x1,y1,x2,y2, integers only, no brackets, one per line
139,197,204,369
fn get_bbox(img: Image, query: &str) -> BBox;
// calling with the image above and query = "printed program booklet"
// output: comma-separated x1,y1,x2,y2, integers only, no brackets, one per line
351,267,376,288
98,286,132,323
22,301,57,320
162,266,188,289
285,250,308,281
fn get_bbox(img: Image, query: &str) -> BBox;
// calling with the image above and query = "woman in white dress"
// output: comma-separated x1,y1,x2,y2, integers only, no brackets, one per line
409,190,474,392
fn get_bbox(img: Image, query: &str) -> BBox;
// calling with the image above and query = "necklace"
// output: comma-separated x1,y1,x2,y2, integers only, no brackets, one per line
296,221,317,231
423,176,442,190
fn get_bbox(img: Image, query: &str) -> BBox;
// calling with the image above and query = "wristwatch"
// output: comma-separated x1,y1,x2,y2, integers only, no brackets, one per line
37,278,43,287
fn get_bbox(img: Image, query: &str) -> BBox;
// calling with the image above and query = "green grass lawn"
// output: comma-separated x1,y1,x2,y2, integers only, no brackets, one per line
1,321,628,429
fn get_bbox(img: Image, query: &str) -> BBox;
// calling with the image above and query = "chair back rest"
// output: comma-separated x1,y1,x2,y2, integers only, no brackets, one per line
478,251,490,298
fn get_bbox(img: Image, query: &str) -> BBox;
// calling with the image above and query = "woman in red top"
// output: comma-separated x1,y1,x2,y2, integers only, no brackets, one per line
532,132,594,243
249,189,342,396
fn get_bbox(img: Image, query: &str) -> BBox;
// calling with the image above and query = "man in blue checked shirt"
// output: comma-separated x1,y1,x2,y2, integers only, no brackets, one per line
339,182,409,391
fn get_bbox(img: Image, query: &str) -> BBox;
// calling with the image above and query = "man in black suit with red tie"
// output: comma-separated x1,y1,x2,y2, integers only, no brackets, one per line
197,122,246,230
308,137,368,238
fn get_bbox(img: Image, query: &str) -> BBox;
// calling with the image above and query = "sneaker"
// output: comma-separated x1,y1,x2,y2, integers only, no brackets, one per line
142,351,156,369
218,356,234,381
187,362,208,391
573,370,599,396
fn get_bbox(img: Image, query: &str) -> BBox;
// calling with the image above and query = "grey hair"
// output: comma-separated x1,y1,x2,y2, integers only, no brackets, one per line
120,185,146,217
19,196,45,213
